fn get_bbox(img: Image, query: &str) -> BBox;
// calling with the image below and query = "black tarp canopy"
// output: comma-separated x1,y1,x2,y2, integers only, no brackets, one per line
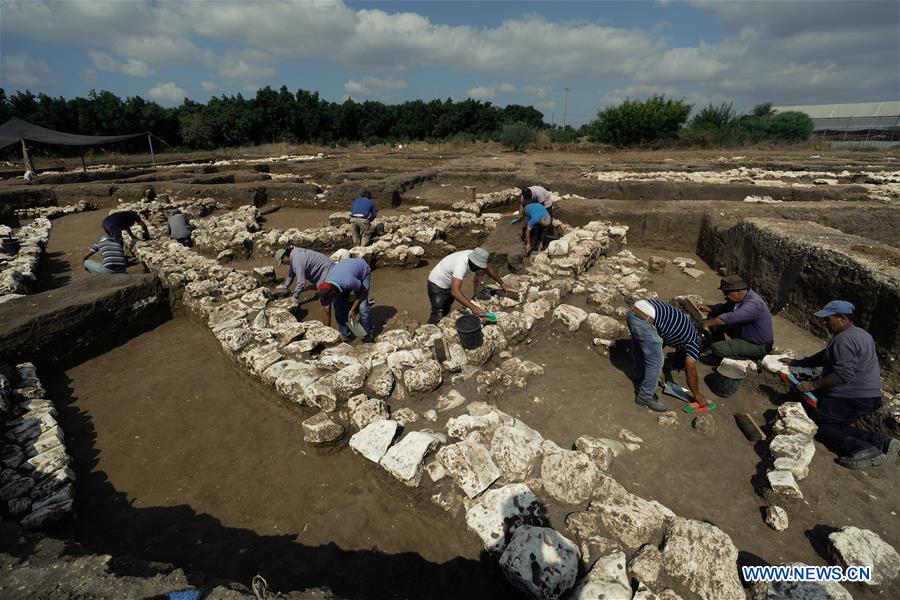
0,117,148,149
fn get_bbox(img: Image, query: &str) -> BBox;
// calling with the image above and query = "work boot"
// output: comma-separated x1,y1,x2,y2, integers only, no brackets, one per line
635,394,667,412
837,445,890,470
362,333,376,343
882,437,900,464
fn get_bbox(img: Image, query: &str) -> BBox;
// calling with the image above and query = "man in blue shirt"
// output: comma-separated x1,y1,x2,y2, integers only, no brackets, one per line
700,276,774,360
349,190,378,247
317,258,374,343
522,202,552,255
276,247,335,326
781,300,898,470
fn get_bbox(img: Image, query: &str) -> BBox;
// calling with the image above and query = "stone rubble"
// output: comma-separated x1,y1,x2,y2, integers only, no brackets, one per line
0,218,51,301
827,526,900,586
0,363,75,529
499,525,580,600
765,402,818,503
14,200,95,220
765,505,790,532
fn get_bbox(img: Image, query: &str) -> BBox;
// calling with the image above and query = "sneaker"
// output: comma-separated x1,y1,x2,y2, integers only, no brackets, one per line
362,333,376,343
837,446,891,470
882,437,900,464
635,394,667,412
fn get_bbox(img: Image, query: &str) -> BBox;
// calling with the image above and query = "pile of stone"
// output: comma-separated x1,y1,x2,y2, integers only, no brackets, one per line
452,187,519,214
1,363,74,529
15,200,96,220
763,402,818,520
191,205,261,256
0,218,51,302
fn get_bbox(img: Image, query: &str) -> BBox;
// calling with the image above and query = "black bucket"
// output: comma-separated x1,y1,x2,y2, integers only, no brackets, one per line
709,363,746,398
455,314,484,350
1,237,20,255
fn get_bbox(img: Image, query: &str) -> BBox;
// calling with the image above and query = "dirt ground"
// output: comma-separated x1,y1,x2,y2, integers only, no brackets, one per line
42,318,509,599
4,143,900,598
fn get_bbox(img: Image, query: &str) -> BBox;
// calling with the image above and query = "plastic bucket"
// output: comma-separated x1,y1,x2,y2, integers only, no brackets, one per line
1,237,20,255
709,363,746,398
455,314,484,350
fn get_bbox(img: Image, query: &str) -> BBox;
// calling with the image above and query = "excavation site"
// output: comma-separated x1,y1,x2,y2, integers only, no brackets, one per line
1,145,899,600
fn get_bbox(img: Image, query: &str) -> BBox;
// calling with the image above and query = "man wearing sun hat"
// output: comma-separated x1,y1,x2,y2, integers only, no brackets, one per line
426,247,509,325
700,275,774,360
317,257,374,343
781,300,898,470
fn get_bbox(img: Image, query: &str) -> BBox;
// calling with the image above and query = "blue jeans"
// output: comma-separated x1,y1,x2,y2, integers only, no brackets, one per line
805,395,886,457
84,259,119,275
333,275,372,337
626,310,664,401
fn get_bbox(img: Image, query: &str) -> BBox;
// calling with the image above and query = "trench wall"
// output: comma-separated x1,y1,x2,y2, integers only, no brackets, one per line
698,216,900,388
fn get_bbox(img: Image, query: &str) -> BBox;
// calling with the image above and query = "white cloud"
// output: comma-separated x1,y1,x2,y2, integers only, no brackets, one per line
344,76,407,97
201,80,218,92
468,82,516,100
147,82,186,103
1,53,52,87
344,79,370,95
88,50,152,77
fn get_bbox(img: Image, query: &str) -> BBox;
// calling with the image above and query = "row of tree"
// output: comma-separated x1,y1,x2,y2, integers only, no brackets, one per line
0,87,545,151
0,87,814,153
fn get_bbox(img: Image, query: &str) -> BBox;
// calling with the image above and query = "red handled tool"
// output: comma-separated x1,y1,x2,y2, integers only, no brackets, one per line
780,372,818,408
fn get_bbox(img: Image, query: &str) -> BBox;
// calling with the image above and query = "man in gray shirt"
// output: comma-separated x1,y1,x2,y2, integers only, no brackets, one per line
781,300,897,469
166,210,193,247
276,247,335,326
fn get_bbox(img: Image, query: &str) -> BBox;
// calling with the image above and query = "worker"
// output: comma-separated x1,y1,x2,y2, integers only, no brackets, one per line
101,210,150,251
317,257,375,343
349,190,378,247
23,144,36,184
699,275,774,360
82,234,127,275
522,202,552,254
426,247,509,325
780,301,898,469
517,185,556,218
166,209,194,247
626,299,710,412
276,247,335,326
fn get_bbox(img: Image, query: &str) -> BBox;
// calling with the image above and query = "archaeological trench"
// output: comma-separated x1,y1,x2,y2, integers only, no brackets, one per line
0,147,898,599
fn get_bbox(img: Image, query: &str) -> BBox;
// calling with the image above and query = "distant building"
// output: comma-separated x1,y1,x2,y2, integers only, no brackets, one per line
772,101,900,148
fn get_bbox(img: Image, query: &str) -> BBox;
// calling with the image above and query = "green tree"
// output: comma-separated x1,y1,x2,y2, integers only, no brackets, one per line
588,95,692,146
768,111,814,142
497,121,537,152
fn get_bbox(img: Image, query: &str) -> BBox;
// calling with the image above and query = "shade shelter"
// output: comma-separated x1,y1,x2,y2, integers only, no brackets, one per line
0,117,157,173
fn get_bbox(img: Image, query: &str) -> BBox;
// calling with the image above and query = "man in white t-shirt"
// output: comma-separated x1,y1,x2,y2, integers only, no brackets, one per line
427,247,509,324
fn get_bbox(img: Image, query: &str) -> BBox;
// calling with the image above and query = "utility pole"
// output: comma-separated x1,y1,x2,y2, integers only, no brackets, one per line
563,87,571,129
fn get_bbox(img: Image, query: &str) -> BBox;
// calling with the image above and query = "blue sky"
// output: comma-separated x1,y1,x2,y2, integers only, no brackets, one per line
2,0,898,126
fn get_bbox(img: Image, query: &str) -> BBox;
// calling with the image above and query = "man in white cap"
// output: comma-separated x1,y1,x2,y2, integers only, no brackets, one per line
426,247,509,324
626,299,710,411
781,300,898,469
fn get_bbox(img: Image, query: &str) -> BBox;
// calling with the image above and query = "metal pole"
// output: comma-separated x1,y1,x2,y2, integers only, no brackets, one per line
147,133,156,166
80,149,87,173
562,87,571,129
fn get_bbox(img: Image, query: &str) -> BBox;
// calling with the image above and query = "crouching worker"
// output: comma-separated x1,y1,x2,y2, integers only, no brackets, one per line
83,234,127,275
317,258,375,343
627,299,710,412
427,247,508,325
780,301,898,469
522,202,552,255
276,247,334,326
166,209,194,247
700,275,774,360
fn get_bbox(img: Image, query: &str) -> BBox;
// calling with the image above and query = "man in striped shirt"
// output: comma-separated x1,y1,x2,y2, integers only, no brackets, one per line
626,299,710,411
83,235,128,274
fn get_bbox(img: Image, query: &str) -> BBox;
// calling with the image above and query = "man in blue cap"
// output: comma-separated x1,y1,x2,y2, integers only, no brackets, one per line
349,190,378,247
781,300,898,469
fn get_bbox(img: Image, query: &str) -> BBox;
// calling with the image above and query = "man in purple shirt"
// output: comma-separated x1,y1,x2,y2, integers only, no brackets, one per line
700,275,774,360
276,247,335,326
317,258,374,343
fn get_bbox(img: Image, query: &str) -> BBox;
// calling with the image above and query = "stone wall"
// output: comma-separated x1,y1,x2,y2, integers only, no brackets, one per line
0,217,51,303
698,217,900,388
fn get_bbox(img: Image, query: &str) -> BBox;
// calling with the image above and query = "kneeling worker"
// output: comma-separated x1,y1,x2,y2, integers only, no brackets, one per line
700,275,774,360
627,299,710,411
83,234,127,275
317,258,375,343
166,209,194,247
427,247,508,325
780,301,898,469
517,185,556,218
276,247,335,326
